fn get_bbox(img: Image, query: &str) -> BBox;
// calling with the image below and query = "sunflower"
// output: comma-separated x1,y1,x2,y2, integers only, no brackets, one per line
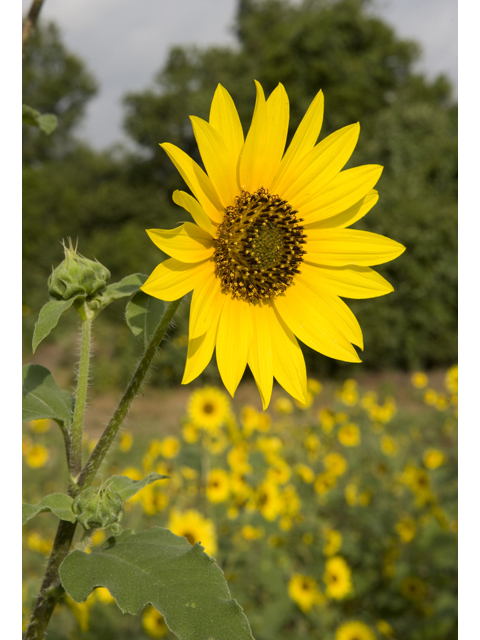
288,574,324,613
206,468,230,503
142,605,168,639
338,422,361,447
168,508,217,556
187,385,231,431
335,621,376,640
142,82,405,409
324,555,353,599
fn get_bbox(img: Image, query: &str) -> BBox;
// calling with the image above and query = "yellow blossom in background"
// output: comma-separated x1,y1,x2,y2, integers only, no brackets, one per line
254,480,283,521
228,443,252,475
30,418,51,433
206,468,230,503
266,457,291,485
182,422,199,443
142,606,168,638
295,463,315,483
304,433,322,460
89,529,106,548
241,524,264,540
141,485,169,516
94,587,115,604
435,394,448,410
65,596,90,633
423,448,446,469
295,390,314,409
280,484,301,518
27,532,52,555
445,364,458,394
360,390,378,409
337,379,359,406
338,422,360,447
424,388,438,406
168,508,217,556
122,466,142,481
335,621,376,640
376,619,395,637
335,411,349,424
25,444,49,468
324,555,353,599
400,576,427,602
319,408,335,433
395,515,416,543
119,431,133,452
180,466,198,481
22,435,32,455
141,81,404,408
411,372,428,389
160,436,180,458
314,472,336,496
324,452,348,477
302,532,314,545
274,396,294,414
323,529,343,556
188,386,231,431
345,483,358,506
288,574,323,612
307,378,322,395
381,435,399,457
400,464,432,506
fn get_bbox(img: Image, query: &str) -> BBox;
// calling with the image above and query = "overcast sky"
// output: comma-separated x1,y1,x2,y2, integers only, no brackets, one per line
22,0,458,150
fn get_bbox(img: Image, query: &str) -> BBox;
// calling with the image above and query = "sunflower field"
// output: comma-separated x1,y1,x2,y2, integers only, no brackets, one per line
22,366,458,640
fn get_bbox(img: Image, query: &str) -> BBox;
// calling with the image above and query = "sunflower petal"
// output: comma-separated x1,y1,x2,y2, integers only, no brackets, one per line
172,190,215,236
146,224,214,263
160,143,223,223
247,303,273,410
189,269,222,339
273,282,361,362
190,116,238,208
272,89,324,189
300,263,394,298
209,84,244,161
141,258,212,301
216,296,253,397
305,191,378,230
305,229,406,267
182,293,226,384
299,165,383,224
268,306,307,404
279,123,360,203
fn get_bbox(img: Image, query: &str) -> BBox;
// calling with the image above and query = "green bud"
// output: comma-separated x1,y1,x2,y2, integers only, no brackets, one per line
48,240,110,301
72,485,124,531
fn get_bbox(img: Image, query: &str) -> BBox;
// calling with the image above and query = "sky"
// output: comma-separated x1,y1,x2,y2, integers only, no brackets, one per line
21,0,458,149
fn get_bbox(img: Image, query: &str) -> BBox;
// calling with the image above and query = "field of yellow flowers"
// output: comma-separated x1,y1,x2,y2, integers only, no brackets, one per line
23,366,457,640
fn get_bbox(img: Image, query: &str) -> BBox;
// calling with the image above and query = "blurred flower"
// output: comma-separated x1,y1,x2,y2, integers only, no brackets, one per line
119,431,133,452
381,435,399,457
335,621,375,640
65,596,90,633
423,448,446,469
304,433,322,460
302,532,314,545
338,423,360,447
323,529,343,556
188,386,231,432
445,364,458,394
26,532,52,555
241,524,264,540
400,464,432,506
295,390,314,410
337,379,359,406
376,619,395,637
411,372,428,389
400,576,427,602
345,483,358,506
295,463,315,484
424,388,438,406
307,378,322,395
255,480,282,521
141,485,168,516
319,408,335,433
142,606,168,638
25,444,49,468
395,515,416,543
324,452,348,477
314,472,337,495
160,436,180,459
335,411,349,424
228,443,252,475
180,466,199,481
206,469,230,503
360,390,378,409
324,556,353,599
168,508,217,556
288,574,323,612
182,422,200,443
273,396,294,415
30,418,51,433
94,587,115,604
266,457,292,485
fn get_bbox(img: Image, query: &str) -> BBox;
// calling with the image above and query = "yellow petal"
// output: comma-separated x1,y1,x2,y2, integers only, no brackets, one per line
146,224,214,263
190,116,238,208
305,229,406,267
189,268,222,339
271,89,324,191
295,268,363,348
247,303,273,410
299,165,383,224
216,296,253,397
238,81,289,192
305,191,378,231
300,263,394,299
209,84,244,161
141,258,212,301
160,143,223,223
182,292,225,384
268,306,307,403
273,281,361,362
279,123,360,203
172,190,215,236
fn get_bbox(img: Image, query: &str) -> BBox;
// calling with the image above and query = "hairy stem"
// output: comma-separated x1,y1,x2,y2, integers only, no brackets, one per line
22,0,47,51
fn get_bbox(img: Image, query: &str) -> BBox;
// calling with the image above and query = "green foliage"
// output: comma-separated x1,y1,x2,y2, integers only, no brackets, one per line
22,493,76,525
60,527,255,640
32,298,76,353
22,364,74,427
22,104,58,135
109,472,169,501
126,290,167,349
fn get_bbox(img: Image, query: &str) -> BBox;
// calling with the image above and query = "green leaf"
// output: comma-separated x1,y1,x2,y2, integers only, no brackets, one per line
60,527,255,640
22,104,58,134
102,273,147,303
32,298,76,353
23,493,76,525
107,472,168,502
22,364,74,427
126,291,166,349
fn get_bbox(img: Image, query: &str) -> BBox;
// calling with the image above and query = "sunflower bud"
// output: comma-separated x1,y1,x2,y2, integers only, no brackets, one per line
72,485,124,532
48,240,110,301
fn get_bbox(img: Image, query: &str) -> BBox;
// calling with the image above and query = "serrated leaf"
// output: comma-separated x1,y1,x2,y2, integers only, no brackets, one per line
32,298,76,353
108,472,168,502
23,493,75,525
102,273,147,303
126,291,166,349
60,527,255,640
22,364,74,427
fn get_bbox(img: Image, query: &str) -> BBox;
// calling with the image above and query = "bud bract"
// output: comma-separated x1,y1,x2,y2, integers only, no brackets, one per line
72,485,124,531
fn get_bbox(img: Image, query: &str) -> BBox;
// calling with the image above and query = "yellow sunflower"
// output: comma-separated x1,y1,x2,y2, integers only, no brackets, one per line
335,621,376,640
288,574,324,613
142,82,405,409
324,555,353,599
187,385,231,431
168,508,217,556
206,468,230,503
